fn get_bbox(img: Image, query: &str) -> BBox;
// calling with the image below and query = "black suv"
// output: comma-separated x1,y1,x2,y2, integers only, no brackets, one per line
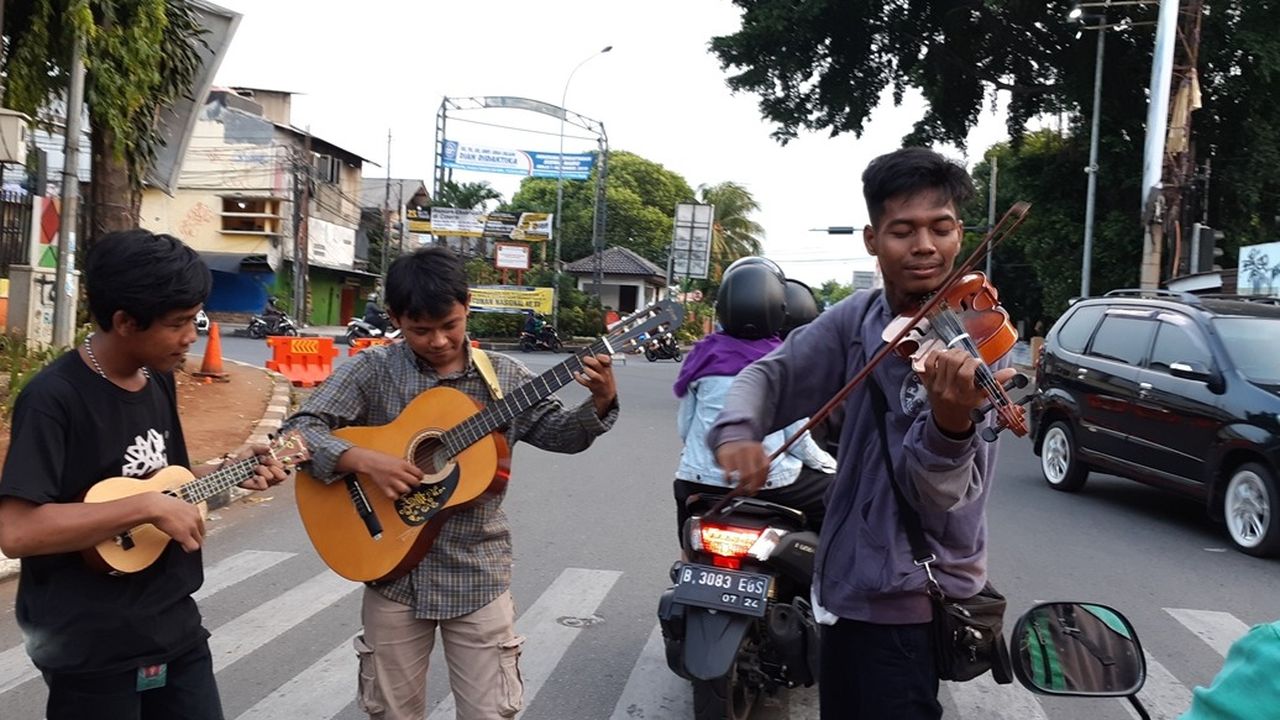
1031,289,1280,557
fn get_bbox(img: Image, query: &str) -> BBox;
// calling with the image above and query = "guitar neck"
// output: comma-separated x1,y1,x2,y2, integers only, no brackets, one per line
179,457,261,505
441,338,612,455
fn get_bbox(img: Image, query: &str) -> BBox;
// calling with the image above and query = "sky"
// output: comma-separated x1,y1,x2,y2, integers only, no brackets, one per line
212,0,1012,287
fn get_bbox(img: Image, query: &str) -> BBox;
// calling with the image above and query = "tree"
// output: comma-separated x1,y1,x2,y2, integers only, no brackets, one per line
4,0,207,239
436,180,502,211
697,181,765,277
710,1,1280,285
814,279,853,310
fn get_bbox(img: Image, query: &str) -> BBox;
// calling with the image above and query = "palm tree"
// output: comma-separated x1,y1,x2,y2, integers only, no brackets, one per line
697,182,765,277
438,181,503,211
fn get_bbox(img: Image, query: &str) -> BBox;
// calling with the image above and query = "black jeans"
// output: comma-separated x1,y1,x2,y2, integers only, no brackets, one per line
819,618,942,720
42,641,224,720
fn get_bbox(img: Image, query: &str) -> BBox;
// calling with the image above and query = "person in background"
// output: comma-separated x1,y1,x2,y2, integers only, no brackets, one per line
672,257,836,536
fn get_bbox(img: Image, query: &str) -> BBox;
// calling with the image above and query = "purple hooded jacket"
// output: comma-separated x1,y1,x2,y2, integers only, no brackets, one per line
707,289,1004,624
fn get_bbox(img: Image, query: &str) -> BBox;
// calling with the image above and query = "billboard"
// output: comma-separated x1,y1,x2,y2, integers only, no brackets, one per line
410,208,552,242
671,203,714,280
494,242,531,270
469,285,554,314
1237,241,1280,296
442,140,594,180
426,207,486,238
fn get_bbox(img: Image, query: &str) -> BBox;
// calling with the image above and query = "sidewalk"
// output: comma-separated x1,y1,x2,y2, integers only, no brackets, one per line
0,359,291,581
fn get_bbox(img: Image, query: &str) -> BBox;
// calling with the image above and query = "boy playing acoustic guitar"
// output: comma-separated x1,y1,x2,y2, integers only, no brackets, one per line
0,229,288,720
284,245,618,720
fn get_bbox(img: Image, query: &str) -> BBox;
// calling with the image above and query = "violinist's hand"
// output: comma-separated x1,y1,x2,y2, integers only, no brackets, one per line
715,440,770,495
918,348,1018,436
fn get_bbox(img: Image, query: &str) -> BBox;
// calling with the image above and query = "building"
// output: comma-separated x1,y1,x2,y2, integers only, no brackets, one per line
357,178,431,273
140,87,379,325
564,246,666,313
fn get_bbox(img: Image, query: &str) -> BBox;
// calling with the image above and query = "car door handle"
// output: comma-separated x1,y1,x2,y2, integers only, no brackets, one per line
1138,381,1153,397
1076,368,1088,377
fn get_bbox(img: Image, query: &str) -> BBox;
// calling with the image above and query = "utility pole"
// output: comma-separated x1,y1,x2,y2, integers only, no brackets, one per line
985,155,997,280
1081,24,1106,297
293,128,312,325
1139,0,1180,289
52,33,86,348
381,130,391,278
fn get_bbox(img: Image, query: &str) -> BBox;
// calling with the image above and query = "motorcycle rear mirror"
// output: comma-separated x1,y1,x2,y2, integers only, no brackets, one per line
1011,602,1146,699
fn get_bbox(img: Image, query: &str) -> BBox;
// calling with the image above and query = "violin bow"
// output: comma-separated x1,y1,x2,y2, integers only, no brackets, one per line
708,201,1032,517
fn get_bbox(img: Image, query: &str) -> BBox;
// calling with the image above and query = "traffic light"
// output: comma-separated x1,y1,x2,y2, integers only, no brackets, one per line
1195,224,1225,273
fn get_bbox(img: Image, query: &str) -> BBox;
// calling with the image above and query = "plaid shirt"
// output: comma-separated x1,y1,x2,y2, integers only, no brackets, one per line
284,340,618,618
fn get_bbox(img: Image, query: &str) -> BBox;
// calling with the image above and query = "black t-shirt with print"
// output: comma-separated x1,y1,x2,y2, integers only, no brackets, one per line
0,351,207,675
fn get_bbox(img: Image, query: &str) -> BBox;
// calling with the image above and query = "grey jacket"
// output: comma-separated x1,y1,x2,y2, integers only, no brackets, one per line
707,289,1004,624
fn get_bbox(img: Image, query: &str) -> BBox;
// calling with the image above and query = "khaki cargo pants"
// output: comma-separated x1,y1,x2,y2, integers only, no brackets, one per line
355,587,525,720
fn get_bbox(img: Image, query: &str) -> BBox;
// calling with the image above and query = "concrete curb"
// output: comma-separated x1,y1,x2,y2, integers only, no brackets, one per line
0,360,292,582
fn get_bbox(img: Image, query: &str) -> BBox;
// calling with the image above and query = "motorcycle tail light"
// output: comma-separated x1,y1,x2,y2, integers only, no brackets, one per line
690,520,764,559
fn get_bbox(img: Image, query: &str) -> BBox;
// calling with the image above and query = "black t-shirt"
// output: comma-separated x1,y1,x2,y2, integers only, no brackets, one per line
0,351,207,675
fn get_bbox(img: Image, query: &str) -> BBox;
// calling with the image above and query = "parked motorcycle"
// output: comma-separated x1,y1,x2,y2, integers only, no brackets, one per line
195,309,210,335
644,328,682,362
658,494,820,720
1008,601,1152,719
520,325,563,353
247,311,299,339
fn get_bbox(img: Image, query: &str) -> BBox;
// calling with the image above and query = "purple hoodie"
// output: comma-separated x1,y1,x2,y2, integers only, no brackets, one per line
707,289,1004,624
674,333,780,398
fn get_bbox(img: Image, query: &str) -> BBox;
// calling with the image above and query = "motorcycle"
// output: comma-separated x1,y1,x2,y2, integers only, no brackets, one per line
195,309,210,335
520,325,563,353
1008,601,1152,719
345,314,400,345
247,311,299,339
645,328,682,362
658,494,820,720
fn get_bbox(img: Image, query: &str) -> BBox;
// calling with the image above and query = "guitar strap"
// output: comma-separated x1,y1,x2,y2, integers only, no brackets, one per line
470,347,504,401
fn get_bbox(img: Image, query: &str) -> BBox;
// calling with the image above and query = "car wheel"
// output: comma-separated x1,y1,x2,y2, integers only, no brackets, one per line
1040,421,1088,492
1223,462,1280,557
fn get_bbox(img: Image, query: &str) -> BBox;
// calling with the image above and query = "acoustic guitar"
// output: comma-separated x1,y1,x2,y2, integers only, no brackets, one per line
82,431,310,574
295,300,684,583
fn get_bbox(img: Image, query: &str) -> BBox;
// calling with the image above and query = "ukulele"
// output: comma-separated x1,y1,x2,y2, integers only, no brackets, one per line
295,300,684,583
82,431,309,574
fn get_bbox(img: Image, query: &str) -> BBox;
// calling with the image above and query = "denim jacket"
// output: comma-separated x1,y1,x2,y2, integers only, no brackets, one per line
676,374,836,489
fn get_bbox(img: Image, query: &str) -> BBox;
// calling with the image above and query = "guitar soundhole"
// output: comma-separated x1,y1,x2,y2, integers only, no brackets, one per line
411,436,447,476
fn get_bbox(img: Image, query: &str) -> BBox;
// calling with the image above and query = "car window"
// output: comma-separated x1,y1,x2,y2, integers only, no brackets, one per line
1056,305,1104,353
1214,317,1280,384
1087,314,1154,366
1148,316,1212,374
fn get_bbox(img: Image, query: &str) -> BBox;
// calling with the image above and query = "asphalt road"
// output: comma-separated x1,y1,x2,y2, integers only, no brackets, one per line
1,346,1276,719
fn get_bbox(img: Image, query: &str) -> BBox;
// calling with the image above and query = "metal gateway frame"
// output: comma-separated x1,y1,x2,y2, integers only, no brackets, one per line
433,96,610,300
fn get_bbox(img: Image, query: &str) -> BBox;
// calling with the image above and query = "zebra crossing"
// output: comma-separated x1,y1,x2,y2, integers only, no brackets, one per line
0,549,1260,719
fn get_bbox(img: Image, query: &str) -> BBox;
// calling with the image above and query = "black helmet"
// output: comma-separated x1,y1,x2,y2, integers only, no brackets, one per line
780,279,819,338
716,257,787,339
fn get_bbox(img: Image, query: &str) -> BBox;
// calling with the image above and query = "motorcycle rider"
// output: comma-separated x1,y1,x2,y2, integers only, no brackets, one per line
1179,619,1280,720
363,293,391,335
672,258,836,538
262,296,287,333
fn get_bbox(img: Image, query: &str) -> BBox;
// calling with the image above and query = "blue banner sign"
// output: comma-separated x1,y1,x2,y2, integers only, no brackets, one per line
443,140,594,180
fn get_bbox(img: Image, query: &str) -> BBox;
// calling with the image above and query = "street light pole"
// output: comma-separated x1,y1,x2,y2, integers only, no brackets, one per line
552,45,611,332
1082,24,1106,297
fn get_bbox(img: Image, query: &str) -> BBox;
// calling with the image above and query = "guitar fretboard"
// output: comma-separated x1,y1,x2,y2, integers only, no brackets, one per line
176,457,261,505
441,338,612,456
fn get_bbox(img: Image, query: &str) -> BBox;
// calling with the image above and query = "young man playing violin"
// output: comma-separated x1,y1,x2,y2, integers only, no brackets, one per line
710,147,1019,719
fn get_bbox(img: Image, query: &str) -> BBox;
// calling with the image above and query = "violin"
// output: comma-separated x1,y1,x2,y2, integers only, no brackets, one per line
881,271,1031,442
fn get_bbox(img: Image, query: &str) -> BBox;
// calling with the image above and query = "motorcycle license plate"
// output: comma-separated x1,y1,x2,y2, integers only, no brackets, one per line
671,563,770,617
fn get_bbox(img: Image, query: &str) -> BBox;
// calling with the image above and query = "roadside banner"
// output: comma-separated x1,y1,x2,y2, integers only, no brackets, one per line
428,207,486,238
443,140,594,180
469,285,554,314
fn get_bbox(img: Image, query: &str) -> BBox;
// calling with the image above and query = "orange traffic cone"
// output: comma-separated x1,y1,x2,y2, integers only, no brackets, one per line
193,322,231,382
